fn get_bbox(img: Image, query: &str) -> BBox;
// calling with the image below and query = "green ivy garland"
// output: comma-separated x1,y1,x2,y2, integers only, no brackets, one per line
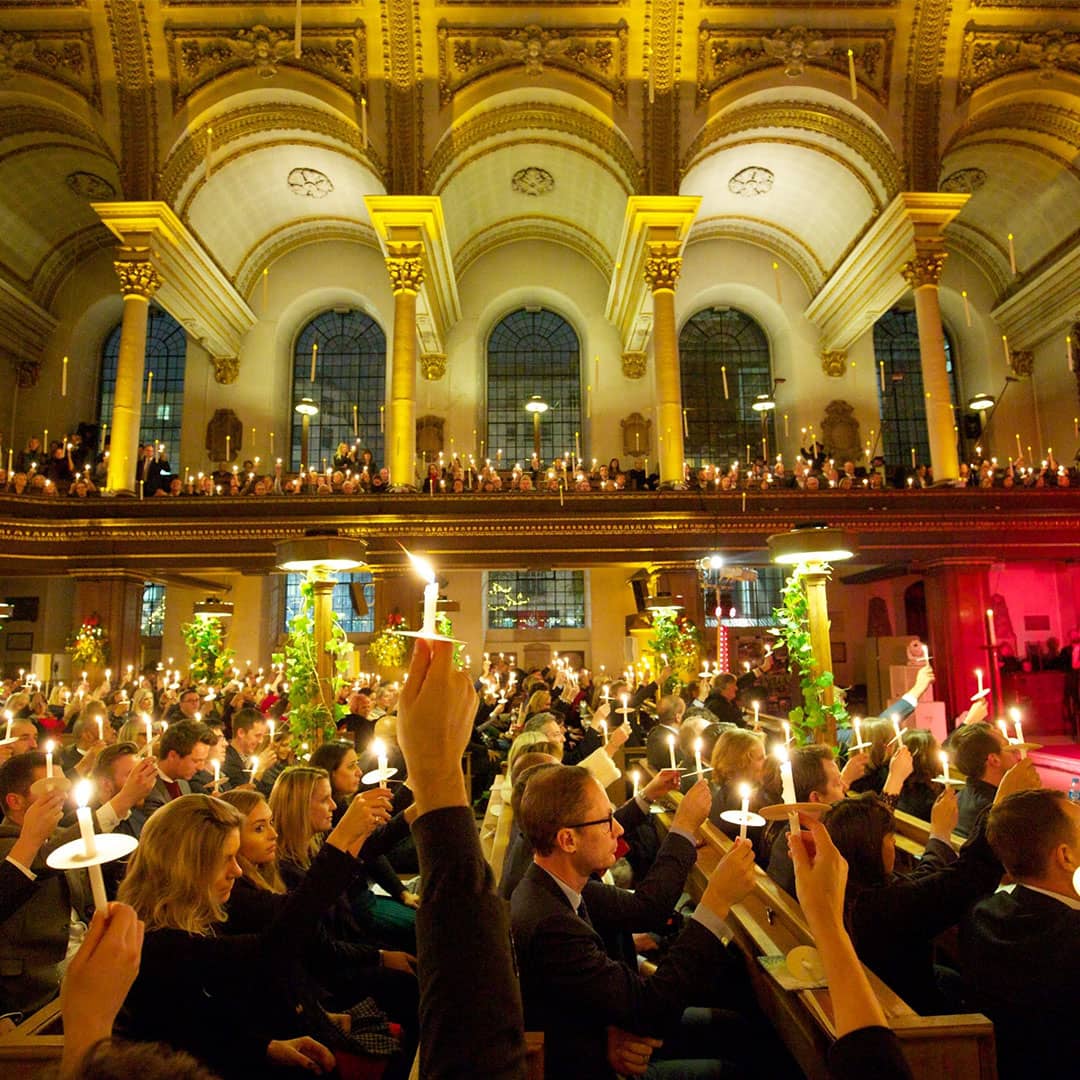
180,616,235,686
647,611,702,690
284,579,351,749
66,614,110,668
771,564,849,747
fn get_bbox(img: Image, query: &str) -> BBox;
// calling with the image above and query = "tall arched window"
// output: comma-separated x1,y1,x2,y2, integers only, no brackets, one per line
99,306,186,452
874,308,959,468
487,308,581,464
291,310,386,470
679,308,774,466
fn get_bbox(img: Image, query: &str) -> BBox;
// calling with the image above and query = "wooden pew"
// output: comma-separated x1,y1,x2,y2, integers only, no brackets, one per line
0,997,63,1078
640,765,997,1080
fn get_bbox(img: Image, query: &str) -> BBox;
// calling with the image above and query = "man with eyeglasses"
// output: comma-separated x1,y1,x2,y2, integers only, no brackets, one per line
511,765,758,1078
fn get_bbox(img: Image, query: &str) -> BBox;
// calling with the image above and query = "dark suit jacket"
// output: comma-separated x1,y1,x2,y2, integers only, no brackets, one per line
414,806,527,1080
222,742,250,789
961,884,1080,1080
511,860,733,1079
645,723,681,772
141,775,192,817
956,777,996,838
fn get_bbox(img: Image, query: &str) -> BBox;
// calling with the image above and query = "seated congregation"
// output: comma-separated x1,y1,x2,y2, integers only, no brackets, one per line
0,642,1077,1080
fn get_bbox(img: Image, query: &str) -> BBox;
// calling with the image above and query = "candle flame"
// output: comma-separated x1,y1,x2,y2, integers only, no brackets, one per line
75,778,92,808
372,737,386,758
939,751,949,768
403,548,436,584
773,743,790,764
738,781,752,799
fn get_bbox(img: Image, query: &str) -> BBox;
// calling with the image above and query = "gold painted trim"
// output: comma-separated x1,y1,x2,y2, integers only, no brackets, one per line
454,215,613,279
944,102,1080,155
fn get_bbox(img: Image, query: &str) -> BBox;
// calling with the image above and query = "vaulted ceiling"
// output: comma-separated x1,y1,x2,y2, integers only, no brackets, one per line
0,1,1078,323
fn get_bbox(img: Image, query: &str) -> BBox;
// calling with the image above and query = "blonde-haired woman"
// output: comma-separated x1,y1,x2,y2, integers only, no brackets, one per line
118,790,394,1078
270,766,418,953
220,789,420,1052
707,728,772,855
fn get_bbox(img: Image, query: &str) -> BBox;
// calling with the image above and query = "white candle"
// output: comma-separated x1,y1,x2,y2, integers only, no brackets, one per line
694,737,703,782
4,710,11,741
249,755,259,784
997,718,1010,742
939,751,951,784
1009,707,1025,756
753,700,760,729
267,718,276,742
96,716,103,741
75,780,108,911
775,744,799,834
45,740,54,778
600,719,609,744
891,712,902,746
212,759,221,787
373,737,388,785
668,732,677,770
986,608,997,648
143,713,152,746
853,716,863,747
782,719,791,745
406,550,439,637
620,692,628,713
632,770,640,798
61,354,68,397
738,782,752,840
975,668,984,695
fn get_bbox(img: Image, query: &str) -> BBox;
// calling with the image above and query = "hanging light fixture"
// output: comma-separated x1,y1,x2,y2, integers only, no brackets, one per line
767,523,856,566
275,530,367,575
193,598,234,620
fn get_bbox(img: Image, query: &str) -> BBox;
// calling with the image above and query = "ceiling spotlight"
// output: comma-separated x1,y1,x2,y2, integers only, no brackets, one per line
968,393,995,411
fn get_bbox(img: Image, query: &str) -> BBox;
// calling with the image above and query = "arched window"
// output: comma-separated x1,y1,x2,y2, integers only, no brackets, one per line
99,306,186,452
291,310,386,471
874,308,960,469
679,308,775,467
486,308,581,464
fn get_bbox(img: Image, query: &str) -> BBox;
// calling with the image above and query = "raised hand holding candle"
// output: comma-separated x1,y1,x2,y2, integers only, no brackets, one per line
939,751,951,785
668,732,677,769
738,782,752,840
406,550,440,637
775,744,799,833
694,737,704,782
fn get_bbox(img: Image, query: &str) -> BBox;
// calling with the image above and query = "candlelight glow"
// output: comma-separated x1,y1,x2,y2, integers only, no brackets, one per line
405,549,436,584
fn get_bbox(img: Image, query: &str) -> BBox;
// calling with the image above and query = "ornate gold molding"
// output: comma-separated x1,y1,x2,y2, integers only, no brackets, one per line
902,252,947,288
683,100,902,197
821,350,847,378
643,244,681,291
212,356,239,385
453,214,614,280
163,24,367,113
436,20,628,107
622,351,647,379
0,28,101,110
696,25,894,106
643,0,682,196
382,0,424,194
903,0,951,191
945,102,1080,157
420,353,447,381
426,102,639,196
386,242,425,293
113,258,162,298
959,27,1080,104
107,0,158,199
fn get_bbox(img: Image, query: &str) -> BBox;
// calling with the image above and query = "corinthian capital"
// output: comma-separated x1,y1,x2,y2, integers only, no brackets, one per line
901,252,947,289
386,242,425,294
643,244,682,292
114,258,162,298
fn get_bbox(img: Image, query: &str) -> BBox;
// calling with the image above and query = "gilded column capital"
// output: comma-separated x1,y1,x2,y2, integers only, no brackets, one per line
420,352,446,381
622,351,647,379
643,244,682,292
901,252,947,288
211,356,239,385
385,242,425,294
1009,349,1034,378
821,350,847,378
113,258,162,298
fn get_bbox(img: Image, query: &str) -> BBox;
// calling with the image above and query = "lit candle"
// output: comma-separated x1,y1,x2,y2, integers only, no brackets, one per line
74,780,108,911
738,781,752,840
667,732,677,770
1007,232,1017,274
143,713,152,746
891,712,903,746
600,719,609,745
721,365,729,399
267,718,276,742
373,737,388,785
782,719,791,745
975,667,984,695
847,48,857,99
406,550,439,637
632,770,640,798
939,750,951,784
380,404,385,433
361,95,368,148
620,692,628,714
775,744,799,834
962,289,972,327
783,413,789,438
772,260,783,303
96,716,103,741
997,718,1010,743
694,737,703,782
986,608,997,648
212,759,221,787
61,355,68,396
1003,334,1011,368
911,447,917,469
145,371,153,403
310,341,318,382
353,404,359,438
3,711,10,741
1009,706,1024,747
879,360,886,394
45,740,54,778
752,700,760,729
853,716,863,747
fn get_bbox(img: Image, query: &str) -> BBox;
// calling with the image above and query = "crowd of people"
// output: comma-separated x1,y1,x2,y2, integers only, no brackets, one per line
2,431,1077,498
0,638,1076,1079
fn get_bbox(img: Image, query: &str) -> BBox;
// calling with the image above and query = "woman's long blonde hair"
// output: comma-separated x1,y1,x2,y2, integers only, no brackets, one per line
118,795,242,936
710,728,764,785
218,788,285,894
267,765,328,870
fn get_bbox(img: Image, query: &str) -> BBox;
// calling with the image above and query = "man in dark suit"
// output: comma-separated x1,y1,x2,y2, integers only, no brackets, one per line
511,764,757,1078
949,722,1021,837
644,694,685,772
140,719,213,821
962,785,1080,1079
221,706,267,789
703,654,774,728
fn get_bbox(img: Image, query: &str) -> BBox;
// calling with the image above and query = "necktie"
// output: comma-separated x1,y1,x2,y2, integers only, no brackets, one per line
576,899,592,928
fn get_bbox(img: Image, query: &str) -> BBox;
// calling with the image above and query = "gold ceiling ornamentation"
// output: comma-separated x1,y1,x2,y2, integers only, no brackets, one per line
901,252,947,288
386,242,425,293
821,350,847,378
0,29,100,110
164,25,367,113
453,215,614,279
420,353,447,381
643,243,682,291
211,356,239,385
944,102,1080,156
35,223,118,310
436,21,628,107
1009,349,1034,378
621,351,647,379
902,0,952,191
106,0,158,199
425,102,639,195
959,27,1080,104
696,25,894,106
0,103,109,152
381,0,424,194
682,100,903,197
642,0,683,195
